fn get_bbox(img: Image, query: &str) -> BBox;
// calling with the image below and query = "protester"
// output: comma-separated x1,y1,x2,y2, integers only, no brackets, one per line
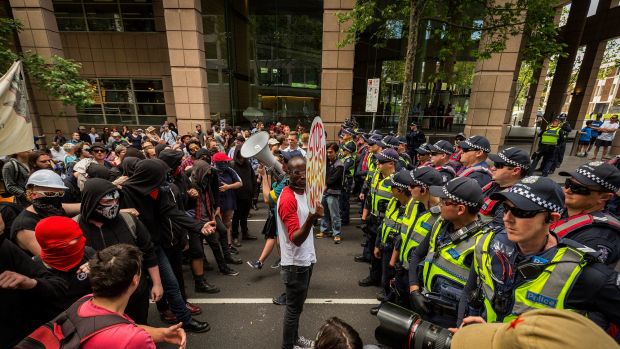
317,143,344,244
1,151,30,206
232,145,257,245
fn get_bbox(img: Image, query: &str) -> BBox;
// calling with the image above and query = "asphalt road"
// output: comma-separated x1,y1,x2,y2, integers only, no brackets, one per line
150,200,385,349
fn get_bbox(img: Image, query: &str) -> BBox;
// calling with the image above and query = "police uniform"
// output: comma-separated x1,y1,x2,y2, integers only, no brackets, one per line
397,136,413,170
407,177,489,328
480,147,531,229
359,148,398,287
457,136,493,187
551,115,572,172
429,140,457,184
339,142,357,226
538,119,562,177
553,162,620,266
415,143,433,168
460,176,620,327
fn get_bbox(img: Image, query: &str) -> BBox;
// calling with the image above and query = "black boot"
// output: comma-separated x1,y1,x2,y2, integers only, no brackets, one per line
194,277,220,294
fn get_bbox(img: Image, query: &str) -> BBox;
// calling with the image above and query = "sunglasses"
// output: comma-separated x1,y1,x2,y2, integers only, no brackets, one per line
34,191,65,198
502,203,545,218
563,178,601,195
92,149,106,153
430,152,441,156
461,148,476,153
440,198,459,206
494,163,514,170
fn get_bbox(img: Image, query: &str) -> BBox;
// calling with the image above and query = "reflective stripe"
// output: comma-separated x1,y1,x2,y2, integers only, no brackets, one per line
541,127,560,145
424,253,471,281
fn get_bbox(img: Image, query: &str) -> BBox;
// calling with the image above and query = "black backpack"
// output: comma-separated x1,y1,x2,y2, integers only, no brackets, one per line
15,296,131,349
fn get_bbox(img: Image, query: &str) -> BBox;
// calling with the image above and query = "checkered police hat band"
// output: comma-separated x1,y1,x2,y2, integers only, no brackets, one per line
499,152,529,170
391,176,409,189
379,152,399,162
464,139,490,153
442,186,477,207
409,171,427,187
576,168,619,192
508,187,563,213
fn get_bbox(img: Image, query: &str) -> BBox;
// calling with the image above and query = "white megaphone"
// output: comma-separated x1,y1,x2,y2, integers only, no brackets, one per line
241,131,284,175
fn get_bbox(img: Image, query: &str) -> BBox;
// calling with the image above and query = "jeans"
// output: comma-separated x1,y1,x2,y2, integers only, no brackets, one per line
320,194,341,237
281,264,314,349
155,246,192,324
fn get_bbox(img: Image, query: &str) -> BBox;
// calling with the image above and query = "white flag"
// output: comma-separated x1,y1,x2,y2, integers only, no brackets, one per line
0,61,34,156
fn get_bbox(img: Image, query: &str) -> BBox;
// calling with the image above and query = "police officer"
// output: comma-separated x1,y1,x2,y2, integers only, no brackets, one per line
406,122,426,162
415,143,433,167
551,113,572,173
457,135,493,187
407,177,489,328
370,169,425,314
429,140,457,183
553,162,620,265
359,148,399,287
480,147,531,229
459,176,620,327
397,136,413,170
356,134,383,237
339,142,357,226
388,167,444,310
537,116,562,177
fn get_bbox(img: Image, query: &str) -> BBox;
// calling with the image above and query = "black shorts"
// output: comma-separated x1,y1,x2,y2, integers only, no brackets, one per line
579,140,590,145
595,139,612,147
589,137,598,145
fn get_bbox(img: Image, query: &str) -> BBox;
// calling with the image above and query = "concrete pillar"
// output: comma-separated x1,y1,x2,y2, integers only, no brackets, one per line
543,0,590,121
465,31,524,152
163,0,211,135
10,0,78,138
321,0,355,141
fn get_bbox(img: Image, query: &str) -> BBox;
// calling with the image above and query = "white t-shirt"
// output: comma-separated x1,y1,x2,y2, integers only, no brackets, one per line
597,121,619,141
277,187,316,266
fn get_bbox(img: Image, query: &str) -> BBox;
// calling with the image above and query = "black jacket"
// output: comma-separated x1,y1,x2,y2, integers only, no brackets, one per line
233,147,256,202
325,158,344,195
406,130,426,151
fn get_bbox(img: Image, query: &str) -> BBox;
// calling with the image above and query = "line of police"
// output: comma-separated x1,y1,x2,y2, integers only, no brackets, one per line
335,121,620,336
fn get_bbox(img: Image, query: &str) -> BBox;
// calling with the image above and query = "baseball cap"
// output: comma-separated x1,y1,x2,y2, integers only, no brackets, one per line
455,133,466,141
488,147,531,170
452,309,617,349
341,128,356,136
385,169,415,188
397,136,407,145
90,142,106,151
459,135,491,153
410,166,444,187
211,152,232,163
416,143,433,155
559,161,620,193
430,140,454,155
341,141,356,153
78,126,86,131
375,148,400,163
429,177,483,207
490,176,564,213
365,134,383,146
380,135,400,149
268,138,280,145
26,169,68,189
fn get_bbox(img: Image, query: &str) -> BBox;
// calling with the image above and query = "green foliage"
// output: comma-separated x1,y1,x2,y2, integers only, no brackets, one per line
0,18,95,109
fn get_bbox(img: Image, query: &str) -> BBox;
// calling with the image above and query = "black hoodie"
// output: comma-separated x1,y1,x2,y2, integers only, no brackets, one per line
121,159,202,247
119,156,140,177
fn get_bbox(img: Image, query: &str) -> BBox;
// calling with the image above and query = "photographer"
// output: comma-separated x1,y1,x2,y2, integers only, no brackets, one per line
459,176,620,327
407,177,491,328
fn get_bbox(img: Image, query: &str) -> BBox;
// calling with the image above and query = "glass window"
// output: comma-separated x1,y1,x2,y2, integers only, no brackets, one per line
52,0,156,32
77,78,166,125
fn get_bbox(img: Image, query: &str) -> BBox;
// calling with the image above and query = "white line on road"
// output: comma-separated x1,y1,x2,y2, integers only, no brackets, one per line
187,298,380,305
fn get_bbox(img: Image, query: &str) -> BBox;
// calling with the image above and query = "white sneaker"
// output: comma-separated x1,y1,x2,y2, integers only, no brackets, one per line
295,336,315,349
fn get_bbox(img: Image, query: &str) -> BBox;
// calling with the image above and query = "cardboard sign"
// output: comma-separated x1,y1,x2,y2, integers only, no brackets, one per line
306,116,326,213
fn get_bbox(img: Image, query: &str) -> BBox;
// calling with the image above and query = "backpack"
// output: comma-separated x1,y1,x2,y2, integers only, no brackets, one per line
15,296,131,349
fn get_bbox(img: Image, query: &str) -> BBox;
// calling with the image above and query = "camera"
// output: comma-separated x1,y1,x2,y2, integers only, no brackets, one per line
375,302,452,349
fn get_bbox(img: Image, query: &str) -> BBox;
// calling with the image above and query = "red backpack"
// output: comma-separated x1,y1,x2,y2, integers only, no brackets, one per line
16,296,131,349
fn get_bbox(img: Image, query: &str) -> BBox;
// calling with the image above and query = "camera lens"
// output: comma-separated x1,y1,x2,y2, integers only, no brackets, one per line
375,303,452,349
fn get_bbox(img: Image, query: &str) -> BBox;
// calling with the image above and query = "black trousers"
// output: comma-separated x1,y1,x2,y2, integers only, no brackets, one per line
232,198,251,239
187,229,228,272
362,215,382,282
281,264,314,349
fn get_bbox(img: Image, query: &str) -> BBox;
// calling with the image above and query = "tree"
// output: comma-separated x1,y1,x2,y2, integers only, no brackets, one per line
0,18,95,109
338,0,565,135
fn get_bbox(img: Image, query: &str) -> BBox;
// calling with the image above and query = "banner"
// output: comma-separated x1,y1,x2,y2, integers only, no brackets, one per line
306,116,326,214
0,61,34,156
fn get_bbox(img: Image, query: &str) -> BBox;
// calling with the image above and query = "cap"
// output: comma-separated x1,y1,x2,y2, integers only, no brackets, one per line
416,143,433,155
268,138,280,145
385,169,416,188
211,152,232,163
559,161,620,193
455,132,466,141
459,135,491,153
146,126,156,133
26,169,68,189
397,136,407,145
375,148,400,163
341,128,356,136
410,166,444,187
430,140,454,155
90,142,106,151
409,122,417,126
341,141,356,153
78,126,86,130
488,147,531,170
429,177,483,207
137,128,144,133
366,134,383,146
490,176,564,213
380,135,400,149
452,309,617,349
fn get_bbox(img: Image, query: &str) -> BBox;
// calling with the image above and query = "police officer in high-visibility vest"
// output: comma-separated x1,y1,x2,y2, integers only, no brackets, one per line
553,162,620,266
415,143,433,167
459,176,620,328
551,113,572,173
538,116,562,177
369,169,423,314
457,136,493,187
379,136,403,170
480,147,531,229
407,177,488,328
429,140,457,184
359,148,399,287
387,167,444,310
339,141,357,226
355,134,383,264
397,136,413,170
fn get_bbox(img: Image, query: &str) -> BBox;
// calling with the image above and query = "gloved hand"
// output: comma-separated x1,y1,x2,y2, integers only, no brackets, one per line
410,290,429,314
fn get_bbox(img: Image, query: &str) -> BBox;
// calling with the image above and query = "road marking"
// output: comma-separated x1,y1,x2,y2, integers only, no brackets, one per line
187,298,380,305
247,217,361,222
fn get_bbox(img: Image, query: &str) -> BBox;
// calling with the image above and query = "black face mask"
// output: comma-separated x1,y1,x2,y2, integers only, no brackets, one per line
216,162,229,170
33,197,65,217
